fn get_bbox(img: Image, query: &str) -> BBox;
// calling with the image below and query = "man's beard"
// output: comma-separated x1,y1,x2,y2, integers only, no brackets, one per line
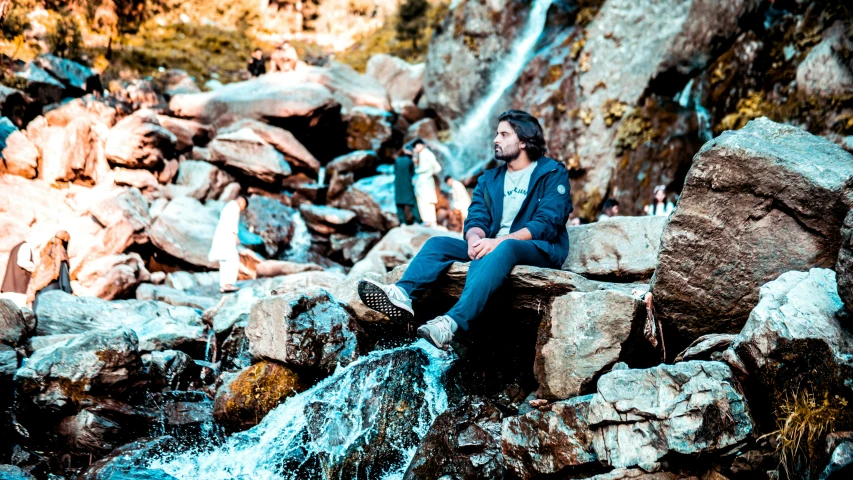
494,143,520,161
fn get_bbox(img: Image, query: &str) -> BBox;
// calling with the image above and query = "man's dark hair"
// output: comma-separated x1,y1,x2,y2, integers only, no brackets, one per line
602,198,620,211
497,110,546,160
444,175,453,183
412,138,425,147
254,48,262,53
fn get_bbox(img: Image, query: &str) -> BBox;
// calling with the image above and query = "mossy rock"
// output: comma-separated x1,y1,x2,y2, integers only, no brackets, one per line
213,360,308,430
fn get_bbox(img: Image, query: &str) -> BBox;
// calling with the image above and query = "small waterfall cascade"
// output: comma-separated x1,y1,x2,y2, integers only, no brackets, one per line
149,340,454,480
676,78,713,142
284,211,312,263
447,0,555,176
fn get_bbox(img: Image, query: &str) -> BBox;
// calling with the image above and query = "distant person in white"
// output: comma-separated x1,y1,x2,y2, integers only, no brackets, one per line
208,196,248,293
412,139,442,227
445,175,471,221
644,185,675,216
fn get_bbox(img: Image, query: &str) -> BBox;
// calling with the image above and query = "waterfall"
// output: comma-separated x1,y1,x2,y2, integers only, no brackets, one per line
448,0,555,176
284,211,312,262
148,340,454,480
676,78,713,142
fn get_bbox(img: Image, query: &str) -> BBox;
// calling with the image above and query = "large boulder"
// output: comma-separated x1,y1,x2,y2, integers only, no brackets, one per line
15,63,66,105
217,118,320,173
247,288,362,372
293,62,392,112
167,160,235,201
330,231,382,265
14,328,143,412
155,115,212,153
405,396,505,479
325,150,379,200
25,113,111,185
0,85,31,127
796,22,853,100
728,269,853,423
34,290,206,354
588,361,754,468
565,216,666,280
512,0,763,216
299,204,356,235
208,128,291,184
43,96,117,128
168,74,340,126
77,436,178,480
0,117,38,179
535,289,642,400
72,253,150,300
105,109,176,169
33,54,100,94
651,118,853,352
213,361,308,430
344,106,393,152
366,54,425,104
241,195,295,258
149,197,221,268
501,394,597,478
136,284,217,311
0,299,29,347
329,174,399,232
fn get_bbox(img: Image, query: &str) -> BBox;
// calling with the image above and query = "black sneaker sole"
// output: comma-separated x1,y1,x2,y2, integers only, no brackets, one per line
357,280,414,322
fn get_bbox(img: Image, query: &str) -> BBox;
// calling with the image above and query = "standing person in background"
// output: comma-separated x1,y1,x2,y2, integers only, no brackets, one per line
27,231,72,312
395,148,422,225
412,139,442,227
598,199,620,221
248,48,266,77
209,196,248,293
271,42,298,72
1,239,35,308
643,185,675,216
445,175,471,221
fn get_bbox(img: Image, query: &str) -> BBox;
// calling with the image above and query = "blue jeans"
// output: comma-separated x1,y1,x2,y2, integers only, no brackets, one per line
396,236,553,331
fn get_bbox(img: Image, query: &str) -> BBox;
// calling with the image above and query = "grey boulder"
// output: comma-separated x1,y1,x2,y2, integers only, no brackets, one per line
564,216,666,281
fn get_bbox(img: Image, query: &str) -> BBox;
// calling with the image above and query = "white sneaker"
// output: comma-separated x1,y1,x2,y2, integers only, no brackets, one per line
357,278,414,320
417,315,458,350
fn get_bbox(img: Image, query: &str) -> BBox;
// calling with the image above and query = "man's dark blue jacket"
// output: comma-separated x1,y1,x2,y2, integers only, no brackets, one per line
463,156,573,267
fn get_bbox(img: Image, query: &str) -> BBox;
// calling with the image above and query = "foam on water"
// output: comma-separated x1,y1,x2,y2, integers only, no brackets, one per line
149,340,454,480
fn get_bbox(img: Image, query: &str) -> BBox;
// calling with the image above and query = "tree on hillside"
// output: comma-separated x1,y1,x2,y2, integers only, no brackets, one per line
396,0,428,50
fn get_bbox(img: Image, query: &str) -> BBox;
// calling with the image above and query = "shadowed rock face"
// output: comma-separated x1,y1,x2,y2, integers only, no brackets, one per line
405,396,505,480
837,210,853,313
651,118,853,354
77,436,179,480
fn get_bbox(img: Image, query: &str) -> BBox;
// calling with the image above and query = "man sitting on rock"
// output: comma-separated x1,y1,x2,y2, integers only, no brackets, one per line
358,110,573,349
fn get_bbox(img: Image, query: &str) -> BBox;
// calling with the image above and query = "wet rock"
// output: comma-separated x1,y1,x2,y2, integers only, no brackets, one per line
208,128,291,184
219,320,251,372
1,344,17,379
167,160,235,201
242,195,296,258
218,118,320,173
72,253,150,300
836,209,853,313
155,115,212,152
0,465,35,480
136,284,218,311
565,216,667,281
247,287,362,372
330,231,382,265
651,118,853,352
821,432,853,480
674,334,736,363
213,360,308,430
146,350,196,390
55,408,131,455
33,54,100,94
366,54,425,104
0,118,38,179
165,270,220,291
14,328,143,412
1,299,28,346
34,290,206,354
728,269,853,422
255,260,324,278
77,436,178,480
588,361,753,468
299,204,356,235
325,150,379,200
405,396,505,480
345,106,393,152
329,174,399,232
424,0,530,124
168,74,340,127
535,290,642,400
501,394,597,477
206,286,264,335
15,63,64,105
796,22,853,100
105,109,177,169
149,196,221,268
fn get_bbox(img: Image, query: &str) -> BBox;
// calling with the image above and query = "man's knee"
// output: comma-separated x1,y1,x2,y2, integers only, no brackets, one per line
421,235,463,253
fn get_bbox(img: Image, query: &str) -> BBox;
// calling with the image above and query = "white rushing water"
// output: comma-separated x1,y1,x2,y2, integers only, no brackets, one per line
448,0,555,174
149,340,454,480
676,78,713,142
284,211,312,262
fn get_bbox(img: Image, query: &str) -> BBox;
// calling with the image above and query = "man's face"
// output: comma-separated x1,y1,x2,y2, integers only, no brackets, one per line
414,143,425,153
494,121,522,161
253,50,262,59
608,205,619,216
